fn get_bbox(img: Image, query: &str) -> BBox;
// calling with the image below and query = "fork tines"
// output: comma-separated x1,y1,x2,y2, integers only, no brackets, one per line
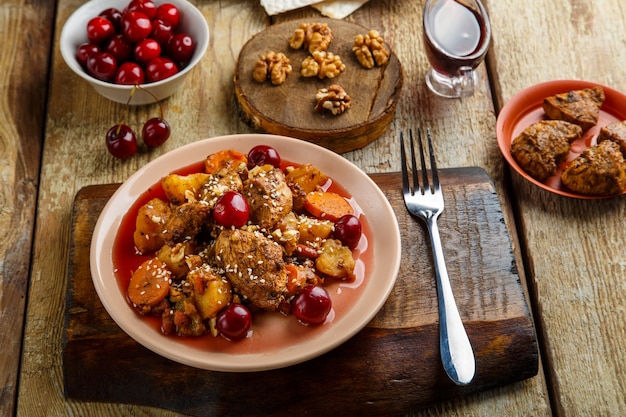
400,128,439,196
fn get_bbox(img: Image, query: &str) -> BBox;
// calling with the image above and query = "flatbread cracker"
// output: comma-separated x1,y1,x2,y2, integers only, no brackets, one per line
260,0,320,15
312,0,369,18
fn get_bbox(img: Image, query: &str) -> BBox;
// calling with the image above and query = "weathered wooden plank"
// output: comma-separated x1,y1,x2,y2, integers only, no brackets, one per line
62,169,537,416
0,0,53,415
487,0,626,415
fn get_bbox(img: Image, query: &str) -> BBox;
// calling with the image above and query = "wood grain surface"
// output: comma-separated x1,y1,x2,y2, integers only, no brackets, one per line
62,169,536,417
9,0,626,415
0,1,53,415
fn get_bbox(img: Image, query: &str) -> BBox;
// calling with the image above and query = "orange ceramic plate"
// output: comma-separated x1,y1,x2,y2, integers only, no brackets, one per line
496,79,626,199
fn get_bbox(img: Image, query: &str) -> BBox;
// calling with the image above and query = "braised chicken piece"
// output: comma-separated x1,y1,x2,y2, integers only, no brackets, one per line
561,140,626,195
597,120,626,156
244,166,293,230
161,201,212,246
511,120,582,181
214,229,288,311
543,86,605,131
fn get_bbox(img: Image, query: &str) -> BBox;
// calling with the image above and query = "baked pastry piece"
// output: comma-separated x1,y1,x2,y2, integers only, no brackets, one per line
597,120,626,156
561,140,626,195
542,86,605,131
511,120,582,181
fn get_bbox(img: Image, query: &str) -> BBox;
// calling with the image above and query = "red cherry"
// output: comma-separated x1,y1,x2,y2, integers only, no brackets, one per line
104,34,133,62
134,38,161,65
216,303,252,340
142,117,170,147
121,11,152,43
155,3,180,28
145,57,178,82
213,191,250,228
115,62,145,85
86,16,115,43
150,19,173,46
86,52,117,81
127,0,157,19
99,8,123,32
247,145,281,169
76,43,100,67
167,33,195,64
292,285,332,325
334,214,362,249
106,124,137,159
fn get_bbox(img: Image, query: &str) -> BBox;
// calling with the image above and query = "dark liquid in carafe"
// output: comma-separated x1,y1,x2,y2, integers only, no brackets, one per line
424,0,488,76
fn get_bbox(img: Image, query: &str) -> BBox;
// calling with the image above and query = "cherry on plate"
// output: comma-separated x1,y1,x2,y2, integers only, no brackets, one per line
292,285,332,325
334,214,362,249
247,145,281,169
213,191,250,228
216,303,252,340
106,124,137,159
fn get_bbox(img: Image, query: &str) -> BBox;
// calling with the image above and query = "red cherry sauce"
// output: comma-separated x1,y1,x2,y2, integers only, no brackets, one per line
112,158,374,354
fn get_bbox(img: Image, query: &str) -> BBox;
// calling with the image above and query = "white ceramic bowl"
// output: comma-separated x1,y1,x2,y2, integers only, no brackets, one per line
60,0,209,105
91,134,401,372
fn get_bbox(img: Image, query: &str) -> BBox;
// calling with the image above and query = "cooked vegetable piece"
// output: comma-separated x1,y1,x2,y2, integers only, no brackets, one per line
205,149,247,174
162,173,211,205
304,191,354,221
133,198,171,255
128,258,172,314
286,164,329,211
315,239,355,280
188,265,233,320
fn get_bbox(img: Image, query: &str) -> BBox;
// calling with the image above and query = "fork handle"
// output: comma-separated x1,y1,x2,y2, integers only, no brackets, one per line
426,216,476,385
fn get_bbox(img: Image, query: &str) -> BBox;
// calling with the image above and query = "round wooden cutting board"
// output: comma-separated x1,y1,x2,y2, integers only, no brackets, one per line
234,18,403,153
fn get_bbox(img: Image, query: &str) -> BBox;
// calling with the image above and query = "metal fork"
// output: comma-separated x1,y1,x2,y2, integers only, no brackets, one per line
400,128,475,385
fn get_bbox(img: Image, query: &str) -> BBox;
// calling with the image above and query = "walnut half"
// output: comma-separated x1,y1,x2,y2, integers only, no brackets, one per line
289,23,333,54
315,84,351,116
301,51,345,79
353,30,390,68
253,51,292,85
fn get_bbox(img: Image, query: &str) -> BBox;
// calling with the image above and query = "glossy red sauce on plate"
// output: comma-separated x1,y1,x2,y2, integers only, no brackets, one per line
111,159,374,354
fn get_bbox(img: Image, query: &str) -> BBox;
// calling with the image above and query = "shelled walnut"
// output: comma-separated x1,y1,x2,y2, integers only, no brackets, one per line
301,51,345,79
353,30,390,68
253,51,292,85
314,85,351,116
289,23,333,54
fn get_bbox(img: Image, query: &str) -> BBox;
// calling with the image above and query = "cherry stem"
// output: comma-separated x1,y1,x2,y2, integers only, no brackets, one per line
134,83,165,120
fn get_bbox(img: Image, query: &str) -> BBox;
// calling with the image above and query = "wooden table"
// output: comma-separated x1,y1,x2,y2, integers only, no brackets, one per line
2,0,625,415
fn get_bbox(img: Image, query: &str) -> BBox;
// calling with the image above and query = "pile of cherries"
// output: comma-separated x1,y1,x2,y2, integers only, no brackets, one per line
77,1,195,85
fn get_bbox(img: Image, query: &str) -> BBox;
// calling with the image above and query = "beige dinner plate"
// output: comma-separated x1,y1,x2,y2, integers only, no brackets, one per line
90,134,401,372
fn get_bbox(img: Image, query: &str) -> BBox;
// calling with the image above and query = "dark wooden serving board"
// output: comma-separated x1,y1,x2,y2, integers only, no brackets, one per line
63,168,538,417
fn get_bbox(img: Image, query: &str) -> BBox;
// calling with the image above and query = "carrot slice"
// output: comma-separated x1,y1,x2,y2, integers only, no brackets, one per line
205,149,247,174
128,258,172,313
285,264,307,297
304,191,354,222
